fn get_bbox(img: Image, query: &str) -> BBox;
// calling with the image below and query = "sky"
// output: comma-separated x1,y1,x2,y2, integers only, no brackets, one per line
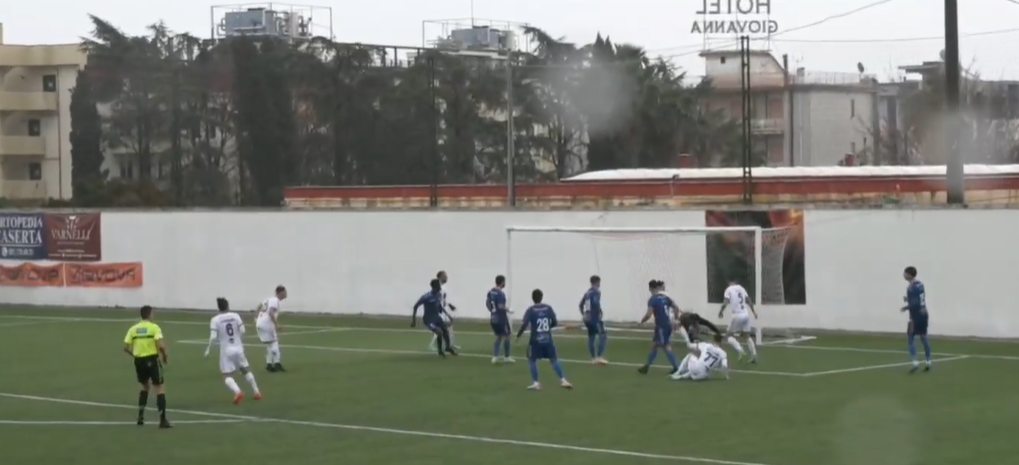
2,0,1018,80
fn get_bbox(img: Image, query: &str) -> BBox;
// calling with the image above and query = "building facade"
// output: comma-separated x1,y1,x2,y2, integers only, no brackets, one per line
0,24,86,201
699,50,878,167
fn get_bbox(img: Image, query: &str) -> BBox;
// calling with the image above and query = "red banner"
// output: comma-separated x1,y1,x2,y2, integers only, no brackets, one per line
0,263,65,287
44,213,102,262
64,262,143,288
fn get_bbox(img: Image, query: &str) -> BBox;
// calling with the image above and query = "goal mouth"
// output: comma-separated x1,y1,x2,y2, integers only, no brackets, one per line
506,226,810,346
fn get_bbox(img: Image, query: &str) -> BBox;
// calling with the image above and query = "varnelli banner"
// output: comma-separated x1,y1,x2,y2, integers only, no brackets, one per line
44,213,102,262
691,0,780,35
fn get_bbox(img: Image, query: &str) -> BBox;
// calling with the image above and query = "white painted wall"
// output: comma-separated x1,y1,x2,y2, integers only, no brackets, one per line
0,209,1014,338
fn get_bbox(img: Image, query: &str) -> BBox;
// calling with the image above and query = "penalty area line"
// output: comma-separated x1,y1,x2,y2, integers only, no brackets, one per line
0,392,779,465
800,355,971,377
0,419,248,426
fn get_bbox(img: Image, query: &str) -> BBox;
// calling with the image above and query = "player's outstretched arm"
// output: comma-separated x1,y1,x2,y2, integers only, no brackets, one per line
204,329,217,357
718,299,728,319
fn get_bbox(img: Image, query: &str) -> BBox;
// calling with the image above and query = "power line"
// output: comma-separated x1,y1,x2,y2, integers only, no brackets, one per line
772,0,901,38
768,27,1019,44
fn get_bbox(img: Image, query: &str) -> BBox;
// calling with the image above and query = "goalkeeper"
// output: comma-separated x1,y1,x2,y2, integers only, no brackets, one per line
676,309,723,349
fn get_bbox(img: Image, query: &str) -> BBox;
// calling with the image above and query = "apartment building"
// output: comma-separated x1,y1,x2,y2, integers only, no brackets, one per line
699,50,879,166
0,24,86,201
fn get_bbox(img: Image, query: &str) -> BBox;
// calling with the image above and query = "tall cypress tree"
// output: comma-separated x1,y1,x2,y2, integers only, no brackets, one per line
69,69,106,199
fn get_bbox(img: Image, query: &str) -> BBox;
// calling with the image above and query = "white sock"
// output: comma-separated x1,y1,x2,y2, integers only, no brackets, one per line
448,328,456,345
678,354,692,373
727,336,744,355
746,337,757,357
224,377,241,394
271,341,281,364
430,334,438,345
265,344,274,364
244,372,260,394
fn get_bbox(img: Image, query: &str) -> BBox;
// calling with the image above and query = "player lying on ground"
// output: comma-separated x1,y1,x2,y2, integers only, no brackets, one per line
718,279,759,363
486,274,515,364
516,288,572,390
255,285,288,372
412,279,458,357
579,275,608,365
206,297,262,404
429,270,461,351
901,265,932,373
638,279,681,375
670,333,730,381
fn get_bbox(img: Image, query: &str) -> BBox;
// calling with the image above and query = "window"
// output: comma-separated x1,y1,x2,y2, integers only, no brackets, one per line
120,162,134,180
27,119,41,136
28,163,42,181
850,99,856,118
42,75,57,92
720,56,727,64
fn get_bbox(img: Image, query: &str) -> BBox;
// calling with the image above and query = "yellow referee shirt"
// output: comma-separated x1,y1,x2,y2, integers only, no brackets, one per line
124,321,163,358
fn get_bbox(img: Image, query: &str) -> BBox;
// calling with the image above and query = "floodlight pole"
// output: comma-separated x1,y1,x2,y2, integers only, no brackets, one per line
944,0,964,204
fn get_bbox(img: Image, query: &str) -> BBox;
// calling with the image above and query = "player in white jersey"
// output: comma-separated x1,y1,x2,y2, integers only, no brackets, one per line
429,271,461,351
718,280,759,363
670,334,729,381
255,285,288,372
205,298,262,403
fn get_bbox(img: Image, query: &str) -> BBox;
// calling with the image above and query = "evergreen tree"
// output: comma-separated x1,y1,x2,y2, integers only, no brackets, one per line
69,69,106,199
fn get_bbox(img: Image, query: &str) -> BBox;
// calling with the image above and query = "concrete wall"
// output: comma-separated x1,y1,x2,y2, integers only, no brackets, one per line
792,90,875,166
1,209,1014,338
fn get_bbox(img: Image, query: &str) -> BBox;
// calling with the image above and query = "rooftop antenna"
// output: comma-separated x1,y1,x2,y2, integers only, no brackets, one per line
470,0,475,26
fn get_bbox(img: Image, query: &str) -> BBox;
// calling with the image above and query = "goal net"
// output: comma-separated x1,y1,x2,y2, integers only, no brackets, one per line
506,226,804,345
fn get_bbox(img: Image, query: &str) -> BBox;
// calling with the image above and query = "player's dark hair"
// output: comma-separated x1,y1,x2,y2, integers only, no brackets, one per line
648,279,657,289
532,289,543,303
904,266,917,278
430,279,442,291
140,305,153,320
495,275,505,286
590,275,600,285
275,285,286,294
437,270,446,278
216,297,229,311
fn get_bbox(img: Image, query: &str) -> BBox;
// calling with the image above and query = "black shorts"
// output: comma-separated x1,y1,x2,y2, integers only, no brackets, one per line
134,355,164,385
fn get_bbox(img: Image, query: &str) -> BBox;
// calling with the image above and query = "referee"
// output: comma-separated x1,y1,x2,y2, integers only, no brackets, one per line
123,305,171,428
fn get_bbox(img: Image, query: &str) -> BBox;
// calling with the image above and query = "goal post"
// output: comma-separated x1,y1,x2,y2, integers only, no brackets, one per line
506,226,799,345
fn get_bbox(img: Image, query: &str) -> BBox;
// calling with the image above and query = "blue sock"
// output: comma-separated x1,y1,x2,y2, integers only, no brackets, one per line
493,339,502,357
907,334,917,361
586,335,596,358
550,359,565,379
528,360,539,383
502,339,511,357
920,335,931,362
645,348,659,366
665,350,679,369
596,334,608,357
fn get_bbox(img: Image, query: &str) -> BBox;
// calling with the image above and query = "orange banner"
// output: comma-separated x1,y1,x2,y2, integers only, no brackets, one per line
64,262,144,288
0,263,64,287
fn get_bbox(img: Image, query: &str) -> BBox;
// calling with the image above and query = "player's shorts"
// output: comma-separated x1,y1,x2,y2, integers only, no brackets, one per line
219,347,250,374
424,317,447,332
653,325,673,346
256,321,277,343
908,316,929,336
687,360,709,381
133,355,164,385
527,342,558,361
585,320,605,337
728,314,752,334
490,319,511,336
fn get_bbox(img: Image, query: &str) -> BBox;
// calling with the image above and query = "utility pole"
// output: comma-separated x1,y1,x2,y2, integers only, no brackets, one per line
505,56,516,207
427,56,440,207
944,0,964,204
739,36,753,204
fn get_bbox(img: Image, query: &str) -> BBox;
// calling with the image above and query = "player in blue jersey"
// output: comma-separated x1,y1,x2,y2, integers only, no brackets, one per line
580,275,608,365
487,275,515,364
901,266,931,373
516,289,572,390
638,279,681,375
412,279,457,357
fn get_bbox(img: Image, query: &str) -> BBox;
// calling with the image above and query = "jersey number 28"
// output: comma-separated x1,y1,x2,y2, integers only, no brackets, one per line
536,317,550,332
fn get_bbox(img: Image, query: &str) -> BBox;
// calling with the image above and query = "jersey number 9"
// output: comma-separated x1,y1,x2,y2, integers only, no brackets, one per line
536,317,550,332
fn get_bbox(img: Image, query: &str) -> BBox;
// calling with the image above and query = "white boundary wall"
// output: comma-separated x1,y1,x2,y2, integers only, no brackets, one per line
1,210,1015,338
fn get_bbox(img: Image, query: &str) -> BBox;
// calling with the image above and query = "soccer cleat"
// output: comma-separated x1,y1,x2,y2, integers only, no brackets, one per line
265,364,276,373
504,357,516,364
158,420,172,429
560,379,573,389
445,347,458,356
233,392,245,405
273,363,286,372
909,364,920,374
136,417,144,426
492,357,501,364
590,358,599,365
924,365,931,372
749,357,758,364
595,357,609,365
669,371,684,380
668,367,680,376
637,365,650,375
527,382,542,390
254,392,263,401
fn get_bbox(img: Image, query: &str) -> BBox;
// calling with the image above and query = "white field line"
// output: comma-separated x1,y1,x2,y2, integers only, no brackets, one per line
0,392,781,465
175,340,805,377
3,313,1018,361
0,419,247,426
801,355,972,377
0,320,62,329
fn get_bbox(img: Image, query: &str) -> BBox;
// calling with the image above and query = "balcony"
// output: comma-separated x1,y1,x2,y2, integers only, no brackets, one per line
751,118,783,134
1,180,47,199
0,44,87,68
0,136,45,156
0,91,57,111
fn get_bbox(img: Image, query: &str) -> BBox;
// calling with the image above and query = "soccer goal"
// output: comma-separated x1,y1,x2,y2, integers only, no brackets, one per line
505,226,810,345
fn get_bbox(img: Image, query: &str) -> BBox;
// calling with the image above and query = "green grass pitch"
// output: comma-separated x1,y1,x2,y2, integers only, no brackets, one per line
1,306,1017,465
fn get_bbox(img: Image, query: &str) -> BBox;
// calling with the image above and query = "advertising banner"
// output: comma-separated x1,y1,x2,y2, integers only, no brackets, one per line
0,213,46,260
65,262,143,288
0,262,65,287
44,213,102,262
